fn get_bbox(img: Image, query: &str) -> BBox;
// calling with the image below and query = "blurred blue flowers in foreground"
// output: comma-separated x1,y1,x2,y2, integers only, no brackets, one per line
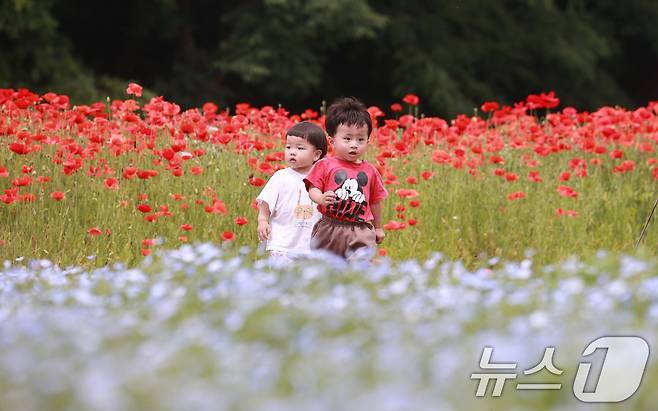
1,244,657,411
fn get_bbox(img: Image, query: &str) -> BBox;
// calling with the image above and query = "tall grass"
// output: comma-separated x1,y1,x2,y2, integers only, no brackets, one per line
2,131,656,268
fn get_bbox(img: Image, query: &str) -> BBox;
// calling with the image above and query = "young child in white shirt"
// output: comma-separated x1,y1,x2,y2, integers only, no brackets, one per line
257,121,328,263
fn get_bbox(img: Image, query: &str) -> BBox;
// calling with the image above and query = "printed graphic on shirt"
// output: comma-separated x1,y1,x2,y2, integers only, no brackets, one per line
294,189,315,227
327,170,369,222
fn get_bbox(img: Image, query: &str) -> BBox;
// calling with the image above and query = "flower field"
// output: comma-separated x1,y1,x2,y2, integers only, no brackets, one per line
0,87,657,267
1,245,657,410
2,86,658,410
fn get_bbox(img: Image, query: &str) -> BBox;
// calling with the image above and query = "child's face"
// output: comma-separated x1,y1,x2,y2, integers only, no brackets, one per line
285,135,321,173
329,123,369,163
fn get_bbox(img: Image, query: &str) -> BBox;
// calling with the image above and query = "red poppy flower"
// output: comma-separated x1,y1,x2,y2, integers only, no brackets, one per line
178,236,188,242
390,103,403,113
378,248,388,256
9,142,29,155
408,218,418,226
420,171,434,181
528,171,543,183
181,224,193,231
367,106,384,119
526,91,559,109
507,191,526,201
610,149,624,159
396,188,419,199
505,172,518,182
221,230,235,241
123,167,137,179
126,82,143,97
402,94,420,105
50,191,65,201
12,176,31,187
406,176,418,185
87,227,102,236
481,102,499,113
249,176,266,187
190,166,203,175
409,200,420,208
0,166,8,178
104,178,119,190
301,109,318,119
142,238,155,247
137,204,152,213
488,155,504,165
383,220,406,231
559,172,571,182
141,249,151,256
235,216,249,226
557,185,578,198
205,199,228,215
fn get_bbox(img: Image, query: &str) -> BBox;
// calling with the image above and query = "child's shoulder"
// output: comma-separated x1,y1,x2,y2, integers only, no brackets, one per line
270,167,298,179
359,159,378,170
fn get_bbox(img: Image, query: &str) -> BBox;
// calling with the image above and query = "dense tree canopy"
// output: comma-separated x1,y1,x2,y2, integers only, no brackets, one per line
2,0,658,116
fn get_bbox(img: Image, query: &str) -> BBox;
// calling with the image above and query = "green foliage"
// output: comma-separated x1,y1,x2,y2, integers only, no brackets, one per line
215,0,386,101
4,0,658,114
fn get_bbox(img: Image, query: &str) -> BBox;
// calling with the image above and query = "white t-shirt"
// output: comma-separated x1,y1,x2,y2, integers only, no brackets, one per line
256,167,321,255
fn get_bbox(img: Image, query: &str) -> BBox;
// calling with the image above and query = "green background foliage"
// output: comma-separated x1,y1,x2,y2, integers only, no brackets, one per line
2,0,658,115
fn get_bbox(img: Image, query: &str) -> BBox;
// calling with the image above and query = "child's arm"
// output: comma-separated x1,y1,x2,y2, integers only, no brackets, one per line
308,186,337,206
371,201,385,244
257,201,272,241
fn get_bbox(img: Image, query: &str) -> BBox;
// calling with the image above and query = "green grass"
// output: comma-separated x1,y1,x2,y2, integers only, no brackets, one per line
1,133,656,268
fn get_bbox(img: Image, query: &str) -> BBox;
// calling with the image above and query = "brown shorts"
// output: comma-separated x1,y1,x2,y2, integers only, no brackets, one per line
311,215,376,259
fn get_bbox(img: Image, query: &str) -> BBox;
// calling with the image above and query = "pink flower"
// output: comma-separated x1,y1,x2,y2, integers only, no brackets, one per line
126,82,143,97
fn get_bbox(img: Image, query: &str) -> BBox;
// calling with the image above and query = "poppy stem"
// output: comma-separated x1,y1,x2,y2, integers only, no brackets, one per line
635,195,658,249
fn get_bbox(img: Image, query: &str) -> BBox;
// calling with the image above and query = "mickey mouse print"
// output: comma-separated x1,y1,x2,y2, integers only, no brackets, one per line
304,157,388,223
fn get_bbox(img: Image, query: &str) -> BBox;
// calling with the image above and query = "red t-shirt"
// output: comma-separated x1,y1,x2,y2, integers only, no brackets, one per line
304,157,388,223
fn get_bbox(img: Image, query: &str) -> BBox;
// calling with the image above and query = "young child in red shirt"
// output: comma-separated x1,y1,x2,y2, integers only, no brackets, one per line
304,97,388,260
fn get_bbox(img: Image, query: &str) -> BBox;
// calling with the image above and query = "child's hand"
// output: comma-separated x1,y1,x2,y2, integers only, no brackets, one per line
257,220,271,241
319,190,337,206
375,228,385,244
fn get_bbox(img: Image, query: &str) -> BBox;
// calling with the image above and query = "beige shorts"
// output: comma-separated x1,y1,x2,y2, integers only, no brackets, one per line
311,215,376,260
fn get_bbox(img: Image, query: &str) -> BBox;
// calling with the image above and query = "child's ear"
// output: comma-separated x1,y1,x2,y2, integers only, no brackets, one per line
313,149,322,162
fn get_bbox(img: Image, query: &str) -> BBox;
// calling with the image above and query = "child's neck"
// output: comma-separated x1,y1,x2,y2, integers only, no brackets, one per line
335,156,362,164
291,165,311,173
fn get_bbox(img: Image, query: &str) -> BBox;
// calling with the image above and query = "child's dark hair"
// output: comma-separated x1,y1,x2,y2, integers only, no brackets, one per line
287,121,328,159
325,96,372,138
